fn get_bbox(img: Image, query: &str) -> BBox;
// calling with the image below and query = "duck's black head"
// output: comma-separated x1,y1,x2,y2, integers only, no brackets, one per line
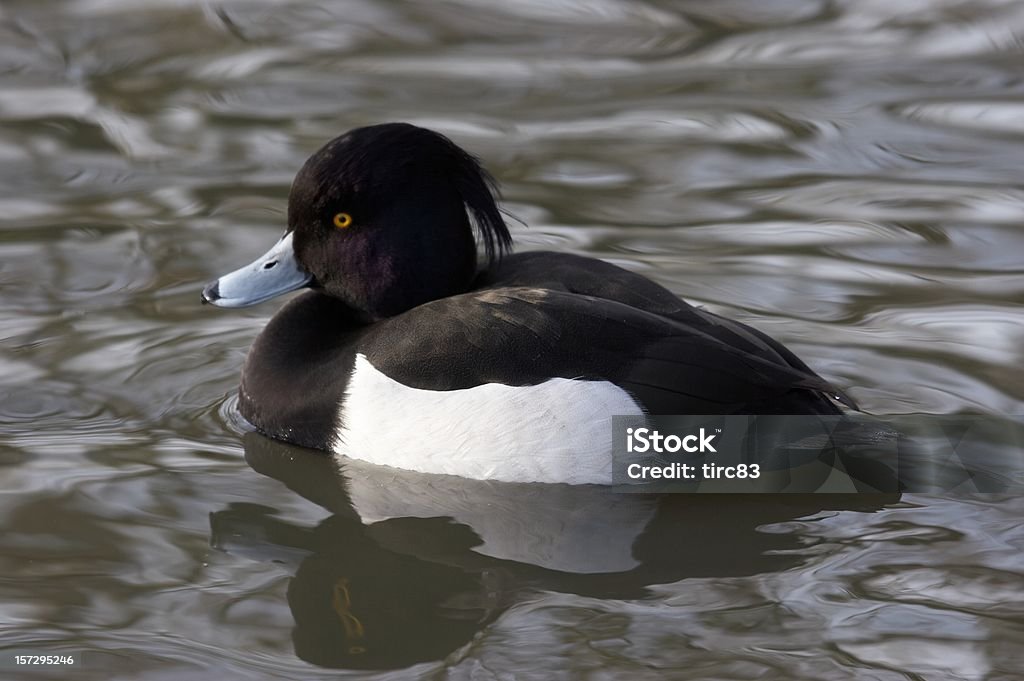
202,122,511,318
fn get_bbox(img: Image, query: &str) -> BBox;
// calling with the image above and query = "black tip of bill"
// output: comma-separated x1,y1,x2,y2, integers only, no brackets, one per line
201,281,219,305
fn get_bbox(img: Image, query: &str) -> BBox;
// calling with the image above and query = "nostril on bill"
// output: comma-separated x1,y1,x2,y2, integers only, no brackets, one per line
263,260,278,270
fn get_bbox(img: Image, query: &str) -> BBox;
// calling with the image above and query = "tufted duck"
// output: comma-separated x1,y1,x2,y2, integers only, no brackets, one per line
202,123,855,484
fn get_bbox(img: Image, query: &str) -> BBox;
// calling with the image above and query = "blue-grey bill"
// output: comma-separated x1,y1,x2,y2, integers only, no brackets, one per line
202,231,313,308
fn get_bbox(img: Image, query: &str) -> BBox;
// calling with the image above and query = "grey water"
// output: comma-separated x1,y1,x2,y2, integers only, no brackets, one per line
2,0,1023,678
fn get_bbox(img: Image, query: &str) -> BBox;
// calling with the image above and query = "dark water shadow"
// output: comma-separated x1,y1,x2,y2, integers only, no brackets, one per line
209,433,899,670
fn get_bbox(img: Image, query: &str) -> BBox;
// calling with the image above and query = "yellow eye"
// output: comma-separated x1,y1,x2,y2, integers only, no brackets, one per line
333,212,353,229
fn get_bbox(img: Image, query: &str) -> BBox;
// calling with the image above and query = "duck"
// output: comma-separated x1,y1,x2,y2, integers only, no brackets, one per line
202,122,856,485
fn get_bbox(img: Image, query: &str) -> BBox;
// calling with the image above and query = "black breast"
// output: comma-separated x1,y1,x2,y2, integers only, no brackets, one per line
239,292,367,450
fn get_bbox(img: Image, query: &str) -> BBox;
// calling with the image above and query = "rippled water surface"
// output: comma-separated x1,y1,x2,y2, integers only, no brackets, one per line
2,0,1024,678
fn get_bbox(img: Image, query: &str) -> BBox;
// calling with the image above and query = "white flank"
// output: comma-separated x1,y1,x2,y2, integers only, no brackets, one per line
332,353,643,484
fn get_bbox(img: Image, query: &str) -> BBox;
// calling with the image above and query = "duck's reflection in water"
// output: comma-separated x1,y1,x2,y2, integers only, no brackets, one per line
209,433,898,670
